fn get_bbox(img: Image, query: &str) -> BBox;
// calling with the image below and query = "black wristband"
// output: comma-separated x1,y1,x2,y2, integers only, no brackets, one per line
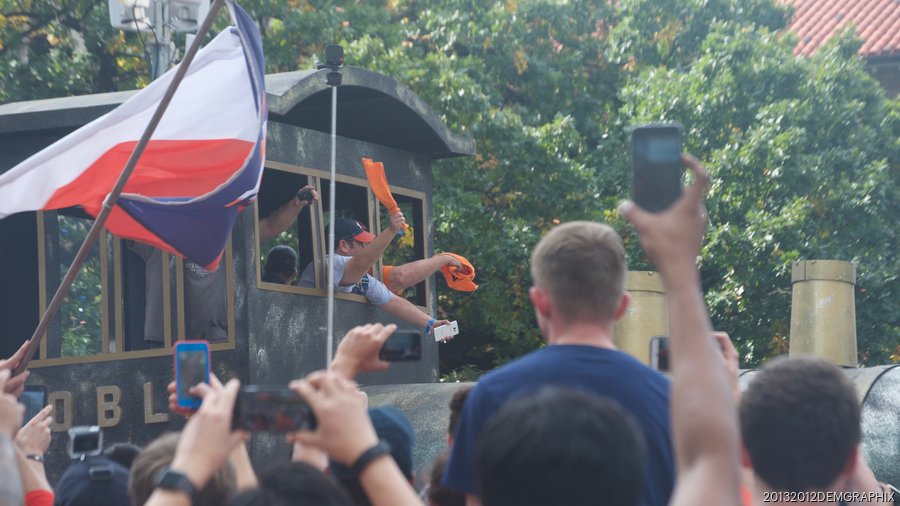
350,440,392,476
154,468,199,500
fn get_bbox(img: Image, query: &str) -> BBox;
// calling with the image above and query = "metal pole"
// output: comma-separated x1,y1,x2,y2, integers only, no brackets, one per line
326,83,337,366
150,0,172,79
13,0,227,376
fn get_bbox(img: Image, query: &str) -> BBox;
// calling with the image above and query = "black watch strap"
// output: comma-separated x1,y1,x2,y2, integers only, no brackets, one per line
351,440,392,476
154,468,199,499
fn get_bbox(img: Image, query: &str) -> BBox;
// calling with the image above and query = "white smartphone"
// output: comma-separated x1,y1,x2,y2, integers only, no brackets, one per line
433,321,460,342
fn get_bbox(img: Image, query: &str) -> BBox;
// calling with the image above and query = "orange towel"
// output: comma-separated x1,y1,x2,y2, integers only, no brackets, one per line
740,484,753,506
363,158,408,235
439,253,478,292
382,265,403,295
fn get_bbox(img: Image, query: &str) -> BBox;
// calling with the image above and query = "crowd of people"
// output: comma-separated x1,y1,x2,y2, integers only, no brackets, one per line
0,154,896,506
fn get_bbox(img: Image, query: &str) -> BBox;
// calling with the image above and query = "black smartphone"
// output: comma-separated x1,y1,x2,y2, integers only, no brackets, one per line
649,336,670,372
20,385,47,423
296,188,314,203
232,386,317,432
379,332,422,362
630,123,684,213
173,341,210,409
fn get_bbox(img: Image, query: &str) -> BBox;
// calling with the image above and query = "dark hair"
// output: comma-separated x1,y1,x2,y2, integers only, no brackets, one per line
129,432,236,506
229,462,352,506
476,387,645,506
448,384,473,439
103,442,143,469
330,407,416,506
262,245,298,283
55,456,131,506
427,450,465,506
740,356,861,491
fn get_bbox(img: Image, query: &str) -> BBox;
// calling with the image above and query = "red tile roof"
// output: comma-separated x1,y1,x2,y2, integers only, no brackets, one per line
783,0,900,58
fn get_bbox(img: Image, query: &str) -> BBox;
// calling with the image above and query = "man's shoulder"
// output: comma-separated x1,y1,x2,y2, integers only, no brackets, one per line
478,345,667,395
474,347,576,392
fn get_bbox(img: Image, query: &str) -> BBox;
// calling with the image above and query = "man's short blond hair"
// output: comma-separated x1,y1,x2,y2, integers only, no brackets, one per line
530,221,627,323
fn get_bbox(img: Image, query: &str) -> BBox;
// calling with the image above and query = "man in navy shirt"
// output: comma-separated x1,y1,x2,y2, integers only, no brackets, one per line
446,155,744,506
443,218,676,506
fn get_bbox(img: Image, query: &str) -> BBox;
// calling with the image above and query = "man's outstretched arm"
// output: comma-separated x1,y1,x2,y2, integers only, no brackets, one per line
385,254,460,293
341,212,404,286
258,185,318,242
620,154,741,506
380,294,450,333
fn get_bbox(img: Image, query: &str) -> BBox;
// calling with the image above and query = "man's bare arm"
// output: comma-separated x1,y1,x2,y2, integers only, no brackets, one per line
621,154,741,506
385,254,459,293
258,185,318,242
341,212,404,285
380,295,450,334
0,371,24,506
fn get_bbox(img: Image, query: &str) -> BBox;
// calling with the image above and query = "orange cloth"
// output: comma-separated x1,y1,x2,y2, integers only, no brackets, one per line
26,490,54,506
362,158,408,234
382,265,403,295
439,253,478,292
740,484,753,506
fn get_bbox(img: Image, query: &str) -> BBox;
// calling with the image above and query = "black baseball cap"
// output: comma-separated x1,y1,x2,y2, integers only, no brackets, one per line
333,217,375,243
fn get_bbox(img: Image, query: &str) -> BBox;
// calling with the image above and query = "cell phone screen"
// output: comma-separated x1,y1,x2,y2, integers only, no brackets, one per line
19,385,47,424
232,386,317,432
630,123,684,213
174,341,210,408
72,431,101,454
650,336,670,372
378,332,422,362
67,426,103,459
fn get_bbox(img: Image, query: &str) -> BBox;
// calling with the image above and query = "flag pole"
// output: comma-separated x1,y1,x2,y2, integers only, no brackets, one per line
322,46,344,367
13,0,227,376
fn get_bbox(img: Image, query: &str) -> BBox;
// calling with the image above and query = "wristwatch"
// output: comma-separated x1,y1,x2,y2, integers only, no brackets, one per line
25,454,44,462
154,468,198,500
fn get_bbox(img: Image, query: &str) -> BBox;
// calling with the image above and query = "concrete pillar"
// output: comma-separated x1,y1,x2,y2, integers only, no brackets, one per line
789,260,857,366
614,271,668,364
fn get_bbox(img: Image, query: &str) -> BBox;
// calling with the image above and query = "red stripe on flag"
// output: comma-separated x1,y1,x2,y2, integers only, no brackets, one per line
44,139,254,213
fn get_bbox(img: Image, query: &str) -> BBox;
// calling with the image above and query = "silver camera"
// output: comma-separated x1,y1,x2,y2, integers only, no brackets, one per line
67,426,103,459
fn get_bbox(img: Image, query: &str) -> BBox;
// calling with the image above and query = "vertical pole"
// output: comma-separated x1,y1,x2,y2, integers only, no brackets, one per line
150,0,172,80
326,84,337,366
613,271,669,364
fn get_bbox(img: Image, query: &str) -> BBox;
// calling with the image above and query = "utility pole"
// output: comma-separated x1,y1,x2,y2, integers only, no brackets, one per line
108,0,209,79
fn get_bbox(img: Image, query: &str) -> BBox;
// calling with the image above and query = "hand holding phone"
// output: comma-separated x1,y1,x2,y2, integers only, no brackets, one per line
232,386,317,432
433,321,460,342
378,332,422,362
649,336,670,372
630,123,684,213
174,341,210,409
19,385,47,424
296,187,316,204
651,334,728,373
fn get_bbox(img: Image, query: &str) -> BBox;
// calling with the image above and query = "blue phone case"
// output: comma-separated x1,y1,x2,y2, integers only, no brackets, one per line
174,341,210,409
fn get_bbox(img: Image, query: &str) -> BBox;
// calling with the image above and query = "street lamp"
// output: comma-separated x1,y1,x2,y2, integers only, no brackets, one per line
108,0,210,79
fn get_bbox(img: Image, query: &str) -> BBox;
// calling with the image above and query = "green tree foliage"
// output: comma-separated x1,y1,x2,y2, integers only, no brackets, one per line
2,0,896,368
621,26,899,365
0,0,152,102
57,216,102,357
